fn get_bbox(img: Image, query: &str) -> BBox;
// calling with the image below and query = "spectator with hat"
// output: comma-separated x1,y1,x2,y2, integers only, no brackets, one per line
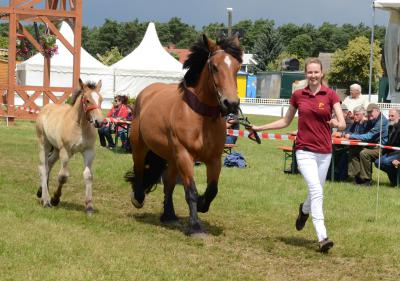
346,103,388,186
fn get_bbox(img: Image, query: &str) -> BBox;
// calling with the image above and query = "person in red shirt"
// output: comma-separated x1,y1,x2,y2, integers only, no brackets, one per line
251,58,346,253
98,95,130,149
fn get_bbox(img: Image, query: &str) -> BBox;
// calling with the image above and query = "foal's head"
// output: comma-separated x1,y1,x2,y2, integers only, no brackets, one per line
76,79,104,128
182,35,243,116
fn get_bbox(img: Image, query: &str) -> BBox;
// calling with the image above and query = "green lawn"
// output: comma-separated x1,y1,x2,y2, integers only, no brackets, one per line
0,116,399,281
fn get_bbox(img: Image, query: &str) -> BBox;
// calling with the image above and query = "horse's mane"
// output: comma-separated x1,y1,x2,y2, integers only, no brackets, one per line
180,36,243,88
70,81,97,105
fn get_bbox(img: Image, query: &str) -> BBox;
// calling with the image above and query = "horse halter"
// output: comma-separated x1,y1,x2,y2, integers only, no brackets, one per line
81,95,100,122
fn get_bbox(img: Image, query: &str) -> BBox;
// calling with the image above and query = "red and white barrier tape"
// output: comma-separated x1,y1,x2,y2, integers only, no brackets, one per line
227,129,400,151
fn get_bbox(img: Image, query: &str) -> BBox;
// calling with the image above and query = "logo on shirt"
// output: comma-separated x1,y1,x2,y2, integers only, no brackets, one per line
318,102,325,110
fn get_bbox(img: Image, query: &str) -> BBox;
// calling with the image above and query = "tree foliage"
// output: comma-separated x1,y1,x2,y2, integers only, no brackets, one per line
252,22,283,71
328,36,382,92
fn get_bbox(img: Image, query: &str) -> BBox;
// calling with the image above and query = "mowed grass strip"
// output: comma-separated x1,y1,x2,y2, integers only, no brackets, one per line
0,116,399,281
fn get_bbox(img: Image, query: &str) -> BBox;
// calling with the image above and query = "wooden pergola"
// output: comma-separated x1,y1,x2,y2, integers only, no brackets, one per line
0,0,82,121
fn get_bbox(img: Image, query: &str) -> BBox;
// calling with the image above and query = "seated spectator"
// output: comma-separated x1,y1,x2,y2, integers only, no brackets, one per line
98,95,130,149
342,83,369,115
225,113,239,144
346,103,388,186
374,108,400,186
330,105,366,181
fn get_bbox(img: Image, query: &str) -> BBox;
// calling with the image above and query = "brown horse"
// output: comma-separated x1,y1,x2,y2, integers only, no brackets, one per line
126,35,243,235
36,79,103,214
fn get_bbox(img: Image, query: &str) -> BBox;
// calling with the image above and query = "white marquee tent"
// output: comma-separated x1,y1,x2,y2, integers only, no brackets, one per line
111,22,184,97
16,22,114,100
373,0,400,102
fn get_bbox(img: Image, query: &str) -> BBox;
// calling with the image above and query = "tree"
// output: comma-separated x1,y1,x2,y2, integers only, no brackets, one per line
96,46,123,66
286,34,313,58
328,36,382,92
252,24,283,71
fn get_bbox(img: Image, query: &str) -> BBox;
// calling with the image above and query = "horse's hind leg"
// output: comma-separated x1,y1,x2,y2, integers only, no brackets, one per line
160,163,179,224
197,158,220,213
38,139,52,207
81,149,95,214
37,148,59,198
50,148,70,207
130,140,148,208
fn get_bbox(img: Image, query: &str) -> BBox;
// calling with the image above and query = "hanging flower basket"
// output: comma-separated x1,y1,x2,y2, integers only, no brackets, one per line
40,34,58,58
16,38,31,60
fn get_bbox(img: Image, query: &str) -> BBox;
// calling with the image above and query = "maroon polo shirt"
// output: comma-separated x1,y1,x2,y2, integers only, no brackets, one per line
290,85,340,154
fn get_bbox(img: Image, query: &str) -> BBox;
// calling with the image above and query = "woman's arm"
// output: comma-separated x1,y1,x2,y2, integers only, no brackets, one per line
328,102,346,131
251,105,297,132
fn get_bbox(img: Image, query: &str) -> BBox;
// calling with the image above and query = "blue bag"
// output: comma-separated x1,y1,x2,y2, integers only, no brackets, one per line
223,151,247,168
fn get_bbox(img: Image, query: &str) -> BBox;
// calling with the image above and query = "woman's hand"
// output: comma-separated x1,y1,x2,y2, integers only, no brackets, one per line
327,118,340,128
249,125,263,132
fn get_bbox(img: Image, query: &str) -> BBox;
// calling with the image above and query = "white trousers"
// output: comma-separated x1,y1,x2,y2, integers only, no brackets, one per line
295,150,332,242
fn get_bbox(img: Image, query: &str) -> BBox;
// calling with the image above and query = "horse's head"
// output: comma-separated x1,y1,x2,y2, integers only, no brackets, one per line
204,34,243,116
79,79,104,128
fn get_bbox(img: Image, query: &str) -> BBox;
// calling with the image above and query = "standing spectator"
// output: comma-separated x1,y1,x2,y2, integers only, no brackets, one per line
98,95,130,149
342,83,369,114
250,58,346,253
374,108,400,186
346,103,388,186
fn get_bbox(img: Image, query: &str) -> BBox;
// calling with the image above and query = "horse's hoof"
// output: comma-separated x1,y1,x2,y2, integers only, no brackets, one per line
50,197,60,206
43,201,52,208
36,187,42,198
197,195,209,213
160,214,180,227
190,232,208,239
131,194,144,209
86,207,94,216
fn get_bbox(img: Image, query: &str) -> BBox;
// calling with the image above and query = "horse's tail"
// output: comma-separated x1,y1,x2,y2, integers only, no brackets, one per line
125,150,167,194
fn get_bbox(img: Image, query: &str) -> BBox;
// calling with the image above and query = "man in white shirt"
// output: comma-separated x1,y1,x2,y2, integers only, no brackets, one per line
342,83,369,114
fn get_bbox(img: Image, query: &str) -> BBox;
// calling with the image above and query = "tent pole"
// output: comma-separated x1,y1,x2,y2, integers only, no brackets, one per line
368,1,376,102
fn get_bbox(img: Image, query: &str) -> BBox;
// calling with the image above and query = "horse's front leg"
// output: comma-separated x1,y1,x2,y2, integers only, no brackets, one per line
176,150,203,235
197,157,220,213
160,163,179,224
81,149,95,214
51,148,70,207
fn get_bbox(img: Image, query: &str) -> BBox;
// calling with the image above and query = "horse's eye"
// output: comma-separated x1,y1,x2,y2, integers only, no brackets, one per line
86,100,90,104
212,65,218,73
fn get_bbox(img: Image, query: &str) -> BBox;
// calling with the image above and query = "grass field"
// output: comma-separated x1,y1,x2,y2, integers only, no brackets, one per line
1,116,400,281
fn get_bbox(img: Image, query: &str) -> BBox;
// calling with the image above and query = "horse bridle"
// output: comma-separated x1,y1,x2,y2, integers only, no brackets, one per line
207,50,261,144
207,49,226,109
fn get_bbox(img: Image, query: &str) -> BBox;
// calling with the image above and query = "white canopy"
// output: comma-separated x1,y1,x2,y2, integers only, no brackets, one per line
374,0,400,9
16,22,114,99
374,0,400,102
111,22,184,97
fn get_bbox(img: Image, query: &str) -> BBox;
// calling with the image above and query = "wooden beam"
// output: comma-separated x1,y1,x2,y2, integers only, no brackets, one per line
7,11,17,118
18,0,43,9
40,16,74,54
72,1,81,90
19,22,44,53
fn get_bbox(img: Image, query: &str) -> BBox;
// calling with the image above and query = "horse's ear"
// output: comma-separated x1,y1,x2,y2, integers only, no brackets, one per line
203,34,217,52
78,78,84,90
96,80,102,92
232,34,240,47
